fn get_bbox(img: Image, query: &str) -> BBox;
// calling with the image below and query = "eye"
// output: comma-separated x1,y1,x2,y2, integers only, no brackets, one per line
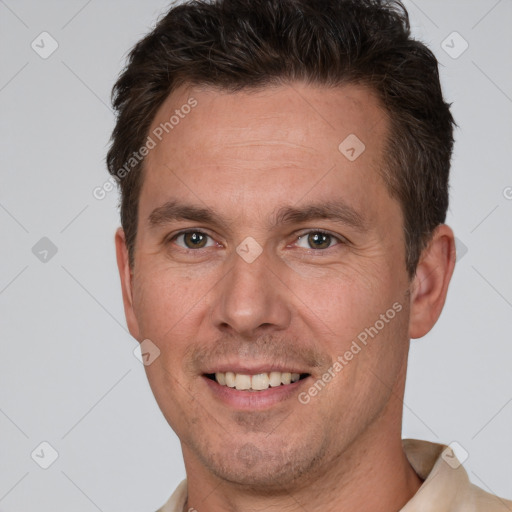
295,231,342,250
173,231,216,249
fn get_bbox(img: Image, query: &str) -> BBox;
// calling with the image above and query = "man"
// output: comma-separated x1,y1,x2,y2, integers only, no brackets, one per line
107,0,511,510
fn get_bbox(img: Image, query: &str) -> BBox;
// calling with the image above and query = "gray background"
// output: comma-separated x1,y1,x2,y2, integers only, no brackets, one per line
1,0,511,510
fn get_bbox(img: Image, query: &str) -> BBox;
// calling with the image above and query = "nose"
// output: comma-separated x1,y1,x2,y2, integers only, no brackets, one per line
210,248,292,338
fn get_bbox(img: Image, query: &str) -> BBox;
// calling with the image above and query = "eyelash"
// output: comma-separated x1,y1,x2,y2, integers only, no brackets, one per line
294,229,345,250
168,230,219,251
166,229,347,252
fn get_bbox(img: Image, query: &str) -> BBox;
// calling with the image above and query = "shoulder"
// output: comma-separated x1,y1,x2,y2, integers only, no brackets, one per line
401,439,512,512
155,479,187,512
464,482,512,512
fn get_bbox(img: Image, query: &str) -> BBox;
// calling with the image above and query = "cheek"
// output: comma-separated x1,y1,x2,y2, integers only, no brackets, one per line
131,262,211,342
283,261,399,346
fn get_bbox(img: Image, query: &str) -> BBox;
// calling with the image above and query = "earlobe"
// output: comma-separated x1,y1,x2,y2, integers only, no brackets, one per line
408,224,456,339
115,227,141,340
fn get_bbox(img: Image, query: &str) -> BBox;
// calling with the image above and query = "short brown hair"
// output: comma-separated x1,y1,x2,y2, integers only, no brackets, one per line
107,0,455,277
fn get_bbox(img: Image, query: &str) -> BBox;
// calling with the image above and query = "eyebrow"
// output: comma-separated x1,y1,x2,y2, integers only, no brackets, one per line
147,199,367,232
273,201,367,231
148,201,229,230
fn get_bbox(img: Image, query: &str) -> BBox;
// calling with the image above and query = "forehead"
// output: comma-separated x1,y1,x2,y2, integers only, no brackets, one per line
140,82,393,224
148,82,386,158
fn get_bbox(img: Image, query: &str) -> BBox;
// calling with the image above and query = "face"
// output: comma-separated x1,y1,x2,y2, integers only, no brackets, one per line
117,83,417,489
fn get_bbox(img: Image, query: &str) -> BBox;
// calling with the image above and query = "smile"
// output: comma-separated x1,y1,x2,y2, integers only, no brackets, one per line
205,371,309,391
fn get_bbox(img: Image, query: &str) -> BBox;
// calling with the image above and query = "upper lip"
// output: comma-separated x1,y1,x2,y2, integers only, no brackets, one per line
202,363,310,375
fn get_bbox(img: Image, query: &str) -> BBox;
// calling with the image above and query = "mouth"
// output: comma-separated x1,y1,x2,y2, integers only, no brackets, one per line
204,371,310,391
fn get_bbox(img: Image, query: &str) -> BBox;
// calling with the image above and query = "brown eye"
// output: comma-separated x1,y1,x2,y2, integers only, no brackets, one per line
177,231,211,249
306,232,334,249
294,230,343,250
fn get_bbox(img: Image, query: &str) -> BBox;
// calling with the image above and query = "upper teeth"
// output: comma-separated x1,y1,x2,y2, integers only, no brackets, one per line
215,371,301,391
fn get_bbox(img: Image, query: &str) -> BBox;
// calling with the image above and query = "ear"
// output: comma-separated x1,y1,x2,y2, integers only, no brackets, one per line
409,224,456,339
115,227,141,341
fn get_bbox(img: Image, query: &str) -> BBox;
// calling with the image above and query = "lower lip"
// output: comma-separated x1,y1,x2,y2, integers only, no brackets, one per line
202,375,309,410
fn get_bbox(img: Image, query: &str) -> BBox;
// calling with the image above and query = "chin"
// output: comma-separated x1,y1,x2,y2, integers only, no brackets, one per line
194,437,329,489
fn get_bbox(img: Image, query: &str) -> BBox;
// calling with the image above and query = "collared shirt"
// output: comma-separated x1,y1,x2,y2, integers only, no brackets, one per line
156,439,512,512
